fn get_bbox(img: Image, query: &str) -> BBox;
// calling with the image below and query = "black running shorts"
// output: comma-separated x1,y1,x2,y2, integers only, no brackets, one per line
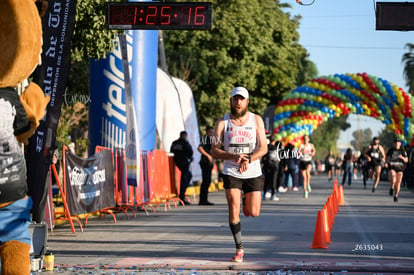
299,160,311,171
389,165,404,173
223,175,264,193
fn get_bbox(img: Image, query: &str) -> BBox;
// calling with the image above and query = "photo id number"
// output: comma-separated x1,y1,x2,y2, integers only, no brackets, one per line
352,244,383,251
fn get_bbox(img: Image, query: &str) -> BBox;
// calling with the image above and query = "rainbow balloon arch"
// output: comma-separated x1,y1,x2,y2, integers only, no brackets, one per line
273,72,414,147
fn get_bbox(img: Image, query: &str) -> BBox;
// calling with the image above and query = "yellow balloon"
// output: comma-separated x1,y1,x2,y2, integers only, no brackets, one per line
276,106,283,113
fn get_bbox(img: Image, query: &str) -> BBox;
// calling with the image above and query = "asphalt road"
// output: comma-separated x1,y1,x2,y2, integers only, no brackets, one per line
40,174,414,274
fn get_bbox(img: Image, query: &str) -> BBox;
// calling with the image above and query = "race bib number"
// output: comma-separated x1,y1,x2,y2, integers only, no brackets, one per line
229,143,252,154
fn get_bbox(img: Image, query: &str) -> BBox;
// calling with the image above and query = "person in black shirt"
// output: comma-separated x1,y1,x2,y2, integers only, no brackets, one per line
364,137,386,192
262,136,283,201
197,126,215,205
170,131,193,205
341,148,354,186
385,138,408,202
357,147,369,189
282,143,299,191
404,145,414,189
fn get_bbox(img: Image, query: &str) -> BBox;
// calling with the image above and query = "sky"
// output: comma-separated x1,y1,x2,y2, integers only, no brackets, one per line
284,0,413,145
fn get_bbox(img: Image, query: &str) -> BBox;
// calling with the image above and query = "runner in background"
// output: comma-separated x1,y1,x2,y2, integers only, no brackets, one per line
298,135,316,199
385,138,408,202
324,149,336,182
358,147,369,189
334,153,343,178
364,137,386,193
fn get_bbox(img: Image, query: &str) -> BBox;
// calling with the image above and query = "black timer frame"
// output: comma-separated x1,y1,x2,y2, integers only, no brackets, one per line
376,2,414,31
106,2,212,30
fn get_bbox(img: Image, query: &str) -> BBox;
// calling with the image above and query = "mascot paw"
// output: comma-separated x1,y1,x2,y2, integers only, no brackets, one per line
17,82,50,144
0,240,31,275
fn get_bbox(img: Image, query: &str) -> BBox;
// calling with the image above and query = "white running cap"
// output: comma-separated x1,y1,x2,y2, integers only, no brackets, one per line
230,87,249,99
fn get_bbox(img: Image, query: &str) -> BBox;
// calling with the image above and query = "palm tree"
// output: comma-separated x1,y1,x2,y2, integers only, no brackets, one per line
402,43,414,95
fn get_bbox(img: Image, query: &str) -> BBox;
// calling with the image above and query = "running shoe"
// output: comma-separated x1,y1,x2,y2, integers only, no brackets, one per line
293,187,299,191
278,186,287,193
271,196,280,201
394,196,398,202
231,249,244,263
304,191,309,199
242,194,250,217
307,184,312,192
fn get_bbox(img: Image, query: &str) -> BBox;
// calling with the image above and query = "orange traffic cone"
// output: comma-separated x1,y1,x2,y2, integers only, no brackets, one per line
332,193,339,214
322,206,331,243
311,210,328,249
327,196,336,226
328,194,338,215
338,185,345,206
324,201,333,230
333,180,339,196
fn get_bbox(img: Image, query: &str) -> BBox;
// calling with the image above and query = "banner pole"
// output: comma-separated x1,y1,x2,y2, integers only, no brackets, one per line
51,163,79,234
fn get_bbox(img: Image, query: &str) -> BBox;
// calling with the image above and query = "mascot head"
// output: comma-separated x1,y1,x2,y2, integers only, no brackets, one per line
0,0,43,88
0,0,50,143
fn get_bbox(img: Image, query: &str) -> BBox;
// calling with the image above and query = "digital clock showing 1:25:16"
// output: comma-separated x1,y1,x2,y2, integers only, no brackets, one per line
106,2,212,30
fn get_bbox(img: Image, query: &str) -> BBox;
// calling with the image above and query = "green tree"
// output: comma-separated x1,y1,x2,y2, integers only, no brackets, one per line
402,43,414,95
350,128,373,152
69,0,121,96
56,102,89,156
378,128,399,152
164,0,310,129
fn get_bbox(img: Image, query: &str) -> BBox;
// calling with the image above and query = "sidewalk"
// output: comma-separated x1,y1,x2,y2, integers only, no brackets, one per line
43,174,414,274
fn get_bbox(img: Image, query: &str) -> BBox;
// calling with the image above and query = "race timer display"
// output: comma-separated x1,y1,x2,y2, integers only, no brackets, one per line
106,2,212,30
376,2,414,31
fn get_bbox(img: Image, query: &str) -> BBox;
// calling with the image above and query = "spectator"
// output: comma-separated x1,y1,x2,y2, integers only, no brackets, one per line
170,131,193,205
283,143,299,191
342,148,353,186
197,126,215,205
262,137,284,201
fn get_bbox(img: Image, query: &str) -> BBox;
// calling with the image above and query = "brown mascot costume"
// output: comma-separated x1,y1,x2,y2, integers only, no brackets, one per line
0,0,50,274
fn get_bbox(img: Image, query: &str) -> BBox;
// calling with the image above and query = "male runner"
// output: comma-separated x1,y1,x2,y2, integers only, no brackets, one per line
211,87,267,263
